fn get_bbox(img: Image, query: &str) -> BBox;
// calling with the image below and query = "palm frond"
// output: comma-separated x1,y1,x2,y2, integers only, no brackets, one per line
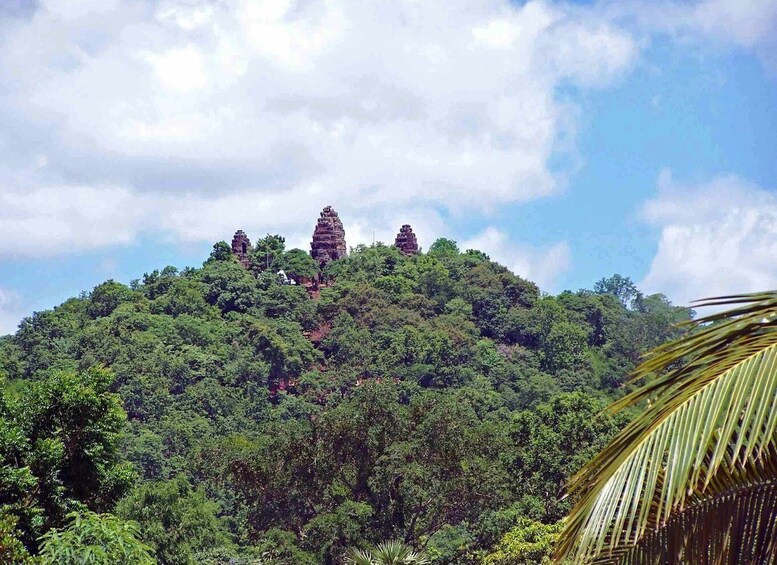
372,540,430,564
344,540,430,565
596,468,777,564
555,291,777,562
345,547,377,565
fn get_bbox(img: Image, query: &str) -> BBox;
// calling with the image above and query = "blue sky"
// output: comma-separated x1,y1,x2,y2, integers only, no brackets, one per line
1,0,776,334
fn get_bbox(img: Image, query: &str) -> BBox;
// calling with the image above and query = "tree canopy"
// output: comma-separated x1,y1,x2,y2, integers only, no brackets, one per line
0,236,692,563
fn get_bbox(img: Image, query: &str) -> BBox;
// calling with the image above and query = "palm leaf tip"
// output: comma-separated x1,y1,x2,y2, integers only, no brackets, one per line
555,290,777,563
345,539,430,565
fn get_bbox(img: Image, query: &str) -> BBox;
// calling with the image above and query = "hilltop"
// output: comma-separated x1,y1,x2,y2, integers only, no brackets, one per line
0,231,692,564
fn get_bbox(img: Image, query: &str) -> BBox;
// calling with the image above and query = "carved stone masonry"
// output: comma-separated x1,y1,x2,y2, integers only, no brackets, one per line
231,230,251,267
310,206,347,267
394,224,419,255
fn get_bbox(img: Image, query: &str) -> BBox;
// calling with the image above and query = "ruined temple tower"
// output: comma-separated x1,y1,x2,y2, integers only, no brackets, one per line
310,206,347,266
231,230,251,267
394,224,419,255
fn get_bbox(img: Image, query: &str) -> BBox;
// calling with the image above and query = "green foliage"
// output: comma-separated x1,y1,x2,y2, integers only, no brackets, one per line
250,528,317,564
208,241,233,262
482,518,563,564
345,539,430,564
424,523,472,562
504,393,629,522
1,235,691,562
302,501,374,560
116,476,230,564
38,511,155,564
87,281,138,319
0,368,133,551
593,273,639,308
427,238,460,257
558,291,777,563
250,234,286,273
276,248,319,280
540,321,588,372
0,511,35,563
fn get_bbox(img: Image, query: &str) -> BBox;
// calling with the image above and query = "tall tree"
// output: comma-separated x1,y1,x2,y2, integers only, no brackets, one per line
251,234,286,273
593,274,639,309
1,368,134,551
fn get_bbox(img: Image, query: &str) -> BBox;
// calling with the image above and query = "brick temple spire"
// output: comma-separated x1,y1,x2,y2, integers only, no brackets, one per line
394,224,419,255
231,230,251,267
310,206,347,267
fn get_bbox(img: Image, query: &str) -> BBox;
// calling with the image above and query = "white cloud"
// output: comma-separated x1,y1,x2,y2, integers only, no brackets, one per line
0,185,148,256
0,288,23,336
462,227,571,291
613,0,777,69
141,45,208,93
686,0,777,50
0,0,638,257
640,171,777,307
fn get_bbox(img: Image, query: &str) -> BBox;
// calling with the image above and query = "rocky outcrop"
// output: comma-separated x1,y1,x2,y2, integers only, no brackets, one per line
310,206,347,266
394,224,419,255
231,230,251,267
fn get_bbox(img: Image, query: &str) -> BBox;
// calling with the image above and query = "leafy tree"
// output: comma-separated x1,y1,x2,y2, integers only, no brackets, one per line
557,292,777,563
276,248,319,281
424,523,472,563
540,321,588,372
150,278,214,318
301,501,373,561
593,274,639,308
0,512,34,564
427,238,460,258
38,511,155,564
250,234,286,273
464,249,490,261
14,299,86,377
198,259,262,314
87,280,137,319
482,518,563,565
1,368,134,550
208,241,233,262
401,256,454,305
116,476,230,564
504,393,629,522
249,528,317,564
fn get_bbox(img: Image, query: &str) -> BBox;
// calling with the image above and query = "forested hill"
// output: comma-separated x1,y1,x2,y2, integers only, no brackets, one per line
0,237,692,564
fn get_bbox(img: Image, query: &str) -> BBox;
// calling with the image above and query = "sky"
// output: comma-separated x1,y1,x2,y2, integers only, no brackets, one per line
1,0,776,334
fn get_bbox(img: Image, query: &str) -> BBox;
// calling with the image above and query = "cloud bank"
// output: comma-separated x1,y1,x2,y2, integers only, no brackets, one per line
640,171,777,307
0,0,637,259
612,0,777,56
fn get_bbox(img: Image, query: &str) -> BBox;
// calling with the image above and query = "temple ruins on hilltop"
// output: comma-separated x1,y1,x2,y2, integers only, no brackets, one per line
231,230,251,267
394,224,419,255
230,206,420,270
310,206,348,266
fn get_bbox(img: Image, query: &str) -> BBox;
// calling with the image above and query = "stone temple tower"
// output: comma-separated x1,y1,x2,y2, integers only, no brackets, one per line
310,206,347,266
231,230,251,267
394,224,419,255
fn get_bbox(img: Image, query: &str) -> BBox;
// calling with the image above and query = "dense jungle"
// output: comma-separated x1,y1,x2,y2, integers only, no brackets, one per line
0,236,693,564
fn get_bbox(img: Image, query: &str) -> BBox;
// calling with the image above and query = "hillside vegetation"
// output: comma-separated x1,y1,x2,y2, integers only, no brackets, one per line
0,237,692,563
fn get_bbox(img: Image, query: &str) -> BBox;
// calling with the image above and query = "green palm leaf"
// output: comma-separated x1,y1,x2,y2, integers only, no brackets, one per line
555,291,777,563
601,455,777,564
344,540,431,565
345,547,378,565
